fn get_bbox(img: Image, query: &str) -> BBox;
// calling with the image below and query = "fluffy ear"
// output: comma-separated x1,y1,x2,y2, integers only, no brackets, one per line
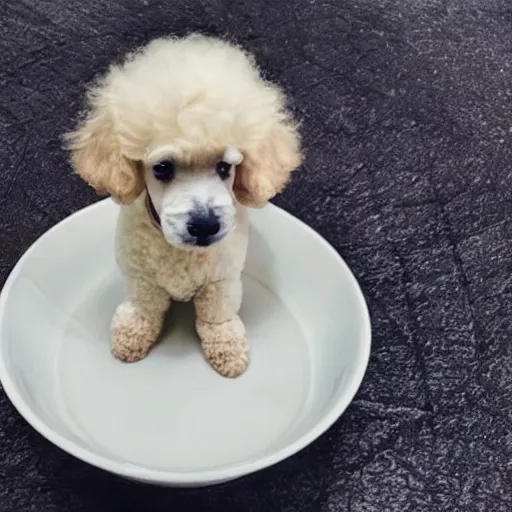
234,122,302,208
65,104,144,204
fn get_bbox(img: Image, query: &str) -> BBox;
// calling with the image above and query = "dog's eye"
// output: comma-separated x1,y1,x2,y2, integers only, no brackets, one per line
153,160,175,181
216,161,231,180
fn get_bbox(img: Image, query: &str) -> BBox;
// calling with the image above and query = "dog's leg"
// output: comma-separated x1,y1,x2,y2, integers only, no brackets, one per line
194,278,249,378
110,277,170,362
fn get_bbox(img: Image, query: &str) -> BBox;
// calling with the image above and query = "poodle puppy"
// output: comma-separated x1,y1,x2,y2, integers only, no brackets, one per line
66,34,302,378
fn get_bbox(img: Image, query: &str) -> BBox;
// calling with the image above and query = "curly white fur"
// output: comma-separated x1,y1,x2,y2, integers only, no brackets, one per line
66,34,302,377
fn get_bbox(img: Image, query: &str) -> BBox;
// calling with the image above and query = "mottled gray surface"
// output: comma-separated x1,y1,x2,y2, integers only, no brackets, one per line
1,0,512,510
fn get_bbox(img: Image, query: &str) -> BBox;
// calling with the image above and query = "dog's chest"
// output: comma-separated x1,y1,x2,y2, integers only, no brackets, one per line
116,202,248,302
154,250,218,302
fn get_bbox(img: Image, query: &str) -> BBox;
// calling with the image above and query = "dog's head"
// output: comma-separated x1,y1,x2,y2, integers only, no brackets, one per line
65,35,302,249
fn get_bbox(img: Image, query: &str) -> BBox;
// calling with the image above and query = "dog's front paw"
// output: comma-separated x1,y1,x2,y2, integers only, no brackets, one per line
110,302,163,363
196,318,250,378
202,337,250,378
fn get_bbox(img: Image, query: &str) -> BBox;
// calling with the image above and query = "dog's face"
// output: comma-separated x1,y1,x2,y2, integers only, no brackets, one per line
65,35,303,246
144,145,243,248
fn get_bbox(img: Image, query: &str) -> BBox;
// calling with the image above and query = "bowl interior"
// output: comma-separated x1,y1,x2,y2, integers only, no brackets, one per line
0,200,370,485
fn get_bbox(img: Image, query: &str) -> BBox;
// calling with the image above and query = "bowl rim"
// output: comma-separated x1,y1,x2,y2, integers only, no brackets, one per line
0,199,371,485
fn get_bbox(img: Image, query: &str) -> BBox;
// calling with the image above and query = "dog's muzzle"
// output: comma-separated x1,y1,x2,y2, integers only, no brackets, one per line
146,192,224,248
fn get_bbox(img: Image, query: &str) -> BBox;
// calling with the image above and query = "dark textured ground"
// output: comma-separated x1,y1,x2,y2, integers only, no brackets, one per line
1,0,512,510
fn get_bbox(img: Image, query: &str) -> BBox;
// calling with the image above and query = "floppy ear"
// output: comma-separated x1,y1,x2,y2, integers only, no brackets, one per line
234,122,302,208
65,102,144,205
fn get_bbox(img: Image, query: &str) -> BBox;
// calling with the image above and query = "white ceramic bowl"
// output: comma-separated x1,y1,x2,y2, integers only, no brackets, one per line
0,199,370,487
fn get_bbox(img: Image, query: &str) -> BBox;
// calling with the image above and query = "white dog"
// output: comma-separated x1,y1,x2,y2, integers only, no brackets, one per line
66,34,302,377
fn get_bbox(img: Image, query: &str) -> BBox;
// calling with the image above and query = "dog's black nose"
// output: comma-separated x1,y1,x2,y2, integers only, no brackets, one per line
187,216,221,238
